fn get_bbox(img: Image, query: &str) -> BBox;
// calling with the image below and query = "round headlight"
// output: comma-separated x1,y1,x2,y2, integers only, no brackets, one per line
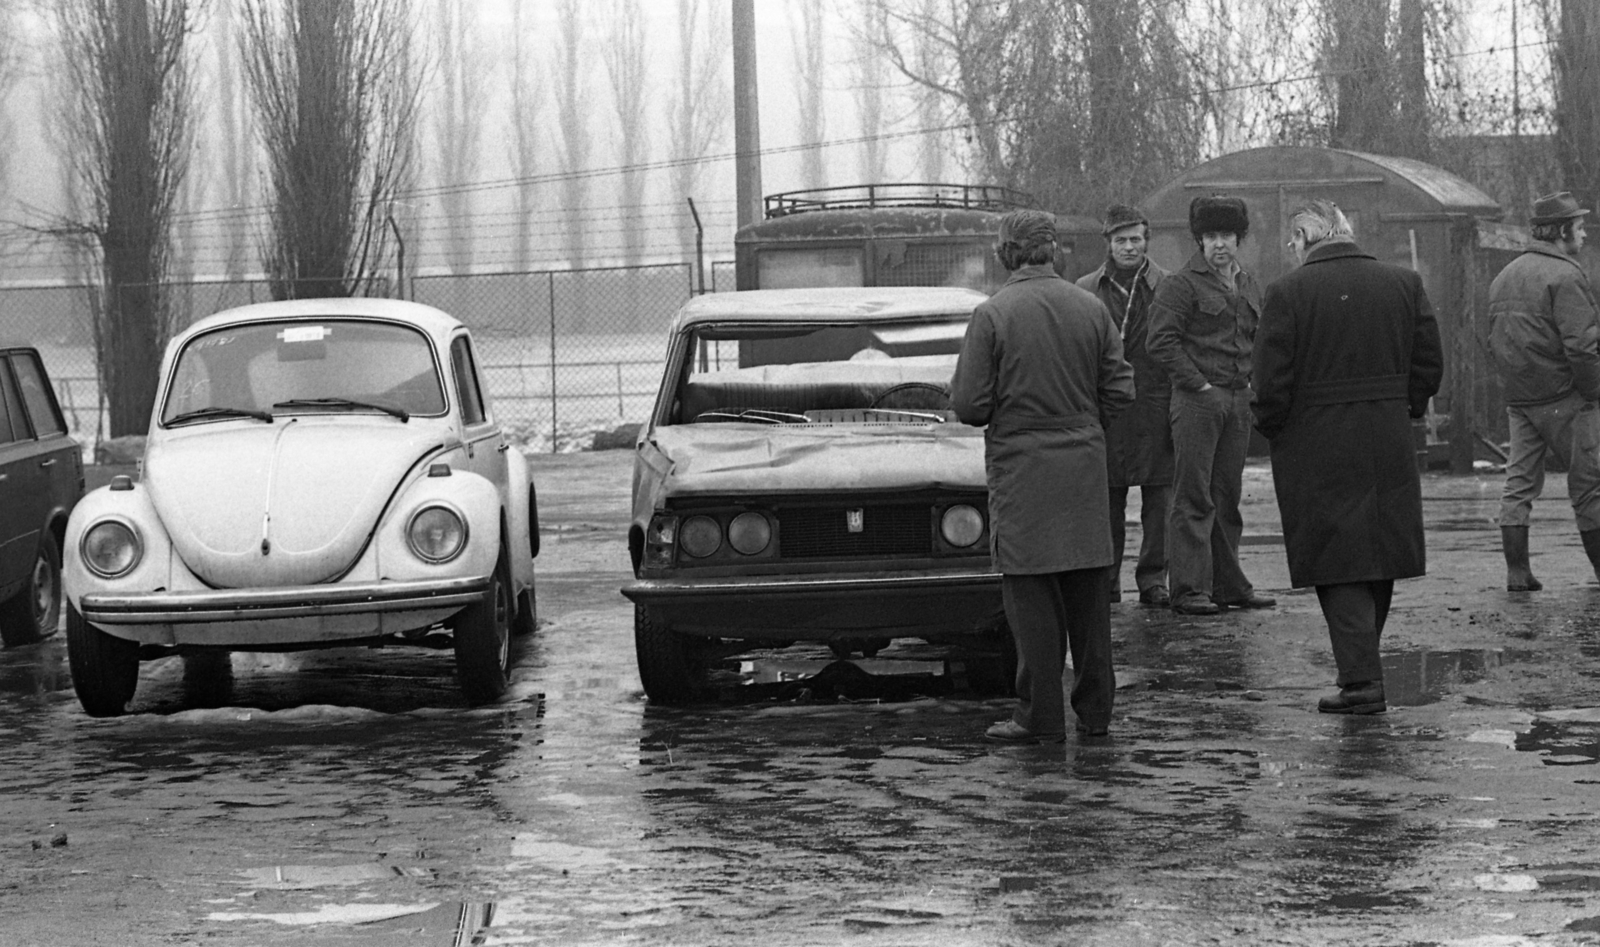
82,520,142,578
940,504,984,548
408,505,468,563
727,512,772,555
679,515,722,558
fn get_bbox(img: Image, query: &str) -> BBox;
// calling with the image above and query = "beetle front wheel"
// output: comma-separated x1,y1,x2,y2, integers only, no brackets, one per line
454,559,511,705
66,605,140,717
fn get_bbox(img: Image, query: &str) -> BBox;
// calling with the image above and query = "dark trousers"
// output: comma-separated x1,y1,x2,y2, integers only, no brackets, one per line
1002,568,1116,735
1110,483,1171,594
1314,580,1393,686
1168,386,1254,602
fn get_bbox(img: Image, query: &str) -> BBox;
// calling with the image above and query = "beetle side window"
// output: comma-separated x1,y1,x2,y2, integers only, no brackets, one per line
10,353,65,437
450,337,487,426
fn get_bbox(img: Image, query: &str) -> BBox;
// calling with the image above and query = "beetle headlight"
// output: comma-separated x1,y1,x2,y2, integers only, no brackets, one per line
727,512,772,555
82,520,142,578
407,504,468,563
940,504,985,548
679,515,722,558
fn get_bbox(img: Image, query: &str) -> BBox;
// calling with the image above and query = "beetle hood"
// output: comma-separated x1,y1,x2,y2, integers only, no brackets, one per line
145,419,444,588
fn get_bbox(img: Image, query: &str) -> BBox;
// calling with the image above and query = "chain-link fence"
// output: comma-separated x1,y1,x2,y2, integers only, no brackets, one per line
411,263,692,452
0,265,692,455
710,259,737,292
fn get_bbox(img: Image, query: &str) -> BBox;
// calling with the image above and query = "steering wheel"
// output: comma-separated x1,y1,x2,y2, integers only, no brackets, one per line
869,382,949,410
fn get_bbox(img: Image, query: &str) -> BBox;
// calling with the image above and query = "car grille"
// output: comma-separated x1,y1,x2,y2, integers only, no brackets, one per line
777,504,931,559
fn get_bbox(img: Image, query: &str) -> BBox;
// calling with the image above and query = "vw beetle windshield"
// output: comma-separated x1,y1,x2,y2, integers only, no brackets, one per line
162,320,446,424
670,316,969,426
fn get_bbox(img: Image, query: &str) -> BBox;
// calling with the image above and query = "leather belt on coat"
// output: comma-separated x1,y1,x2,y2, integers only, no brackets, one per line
1298,373,1409,407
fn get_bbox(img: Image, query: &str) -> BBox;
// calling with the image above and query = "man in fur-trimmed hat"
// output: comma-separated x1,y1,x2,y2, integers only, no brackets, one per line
1487,190,1600,591
1076,204,1174,607
1146,195,1275,616
950,208,1134,743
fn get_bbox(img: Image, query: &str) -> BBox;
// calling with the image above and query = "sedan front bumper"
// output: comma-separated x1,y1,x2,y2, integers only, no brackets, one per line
622,570,1002,638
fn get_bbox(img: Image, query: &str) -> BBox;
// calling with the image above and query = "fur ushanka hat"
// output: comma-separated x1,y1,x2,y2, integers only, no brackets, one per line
1189,195,1249,239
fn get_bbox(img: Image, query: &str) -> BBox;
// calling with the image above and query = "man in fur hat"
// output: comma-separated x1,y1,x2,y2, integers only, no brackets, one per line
950,208,1134,742
1076,204,1174,607
1146,195,1275,616
1487,190,1600,590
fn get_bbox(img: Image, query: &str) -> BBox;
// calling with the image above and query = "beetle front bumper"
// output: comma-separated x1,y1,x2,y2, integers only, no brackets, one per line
78,575,490,647
621,570,1002,639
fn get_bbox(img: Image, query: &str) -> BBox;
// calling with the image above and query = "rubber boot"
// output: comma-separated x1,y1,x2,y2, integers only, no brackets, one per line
1501,525,1542,591
1581,528,1600,584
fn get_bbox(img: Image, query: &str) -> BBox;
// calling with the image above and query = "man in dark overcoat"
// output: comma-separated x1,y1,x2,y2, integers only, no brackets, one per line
1253,199,1443,715
1077,204,1173,607
950,209,1135,743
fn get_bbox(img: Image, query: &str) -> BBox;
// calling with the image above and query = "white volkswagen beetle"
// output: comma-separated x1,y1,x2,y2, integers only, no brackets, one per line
63,298,539,716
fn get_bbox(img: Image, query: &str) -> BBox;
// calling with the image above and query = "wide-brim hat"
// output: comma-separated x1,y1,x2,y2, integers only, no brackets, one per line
1190,195,1248,238
1530,190,1591,226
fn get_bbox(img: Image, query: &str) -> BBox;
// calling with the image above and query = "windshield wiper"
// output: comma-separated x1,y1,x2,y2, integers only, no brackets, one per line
166,406,274,426
272,397,410,421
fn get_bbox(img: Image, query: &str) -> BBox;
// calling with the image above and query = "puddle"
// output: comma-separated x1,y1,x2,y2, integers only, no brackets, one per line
211,901,493,943
1515,718,1600,765
1381,648,1535,706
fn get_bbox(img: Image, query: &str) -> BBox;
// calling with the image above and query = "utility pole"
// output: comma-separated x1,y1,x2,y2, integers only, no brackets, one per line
732,0,762,229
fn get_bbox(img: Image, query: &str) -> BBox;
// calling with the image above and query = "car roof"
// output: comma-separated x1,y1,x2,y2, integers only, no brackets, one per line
671,287,988,329
177,297,463,341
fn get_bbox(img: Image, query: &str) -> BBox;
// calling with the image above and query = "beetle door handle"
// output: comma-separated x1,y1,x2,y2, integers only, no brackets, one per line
497,443,509,453
39,459,56,468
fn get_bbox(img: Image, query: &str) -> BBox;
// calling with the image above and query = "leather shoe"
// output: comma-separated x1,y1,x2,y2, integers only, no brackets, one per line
1171,593,1221,616
1138,585,1171,608
1219,591,1277,609
984,720,1066,744
1317,681,1387,715
1075,721,1110,738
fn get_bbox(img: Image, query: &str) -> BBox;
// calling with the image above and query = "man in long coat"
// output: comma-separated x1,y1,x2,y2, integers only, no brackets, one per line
950,209,1135,743
1253,199,1443,715
1076,204,1174,606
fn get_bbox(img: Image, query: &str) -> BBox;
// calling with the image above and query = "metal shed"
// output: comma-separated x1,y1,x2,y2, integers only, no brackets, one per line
1140,145,1515,472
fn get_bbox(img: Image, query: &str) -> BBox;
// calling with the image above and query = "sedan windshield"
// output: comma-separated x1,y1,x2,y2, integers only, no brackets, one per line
671,317,969,426
162,319,445,425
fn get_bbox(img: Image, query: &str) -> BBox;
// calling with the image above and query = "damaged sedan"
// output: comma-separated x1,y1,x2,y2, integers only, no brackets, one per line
623,287,1009,703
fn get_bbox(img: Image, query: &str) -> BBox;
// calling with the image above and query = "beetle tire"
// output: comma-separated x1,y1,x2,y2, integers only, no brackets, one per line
182,651,235,708
66,604,140,717
634,605,703,705
0,531,62,647
455,557,511,705
512,587,537,637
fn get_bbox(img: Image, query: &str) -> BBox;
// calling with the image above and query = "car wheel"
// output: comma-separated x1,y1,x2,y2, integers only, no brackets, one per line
182,651,234,708
512,587,537,638
65,604,140,717
454,555,511,706
634,605,703,705
0,532,62,647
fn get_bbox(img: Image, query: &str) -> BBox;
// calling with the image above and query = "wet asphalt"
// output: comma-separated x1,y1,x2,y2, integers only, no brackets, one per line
0,455,1598,945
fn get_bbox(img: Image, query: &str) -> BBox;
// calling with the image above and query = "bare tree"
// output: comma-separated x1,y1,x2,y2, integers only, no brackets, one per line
852,0,888,184
671,0,728,261
54,0,203,436
1547,0,1600,208
910,0,947,182
239,0,421,300
791,2,826,189
552,0,589,268
0,0,23,203
602,0,649,267
1320,0,1433,159
508,2,541,271
427,0,481,273
211,0,254,280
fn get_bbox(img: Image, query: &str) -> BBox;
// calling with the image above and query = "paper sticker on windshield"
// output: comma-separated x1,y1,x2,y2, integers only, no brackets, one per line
280,326,328,343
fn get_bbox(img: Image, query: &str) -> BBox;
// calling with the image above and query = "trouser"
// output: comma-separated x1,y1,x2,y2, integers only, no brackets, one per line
1499,392,1600,531
1168,386,1254,602
1002,568,1116,735
1109,483,1171,593
1314,580,1394,686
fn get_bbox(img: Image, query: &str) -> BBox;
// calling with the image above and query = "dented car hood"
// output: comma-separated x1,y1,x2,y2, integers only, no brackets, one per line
640,423,986,504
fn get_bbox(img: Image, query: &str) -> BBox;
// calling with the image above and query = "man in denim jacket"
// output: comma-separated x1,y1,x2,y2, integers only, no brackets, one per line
1145,195,1275,616
1487,190,1600,590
